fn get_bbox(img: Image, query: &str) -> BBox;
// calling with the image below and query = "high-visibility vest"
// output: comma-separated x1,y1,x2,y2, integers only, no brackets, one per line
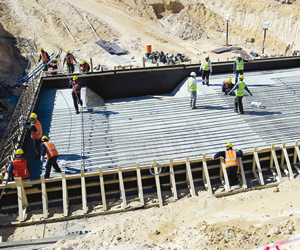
31,120,43,140
202,60,211,71
235,81,245,96
235,59,244,70
65,54,74,64
223,81,231,89
41,51,49,62
42,142,59,160
72,82,81,94
188,77,197,92
50,64,58,74
13,159,29,179
81,63,89,71
225,150,238,168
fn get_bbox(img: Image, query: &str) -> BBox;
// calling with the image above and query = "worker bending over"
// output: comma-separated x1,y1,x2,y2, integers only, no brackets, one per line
41,136,61,178
213,142,243,186
69,75,83,114
80,60,90,73
233,54,244,84
49,58,58,75
188,72,205,109
229,75,253,114
38,48,50,71
8,149,30,181
63,50,77,74
200,55,212,86
222,77,234,95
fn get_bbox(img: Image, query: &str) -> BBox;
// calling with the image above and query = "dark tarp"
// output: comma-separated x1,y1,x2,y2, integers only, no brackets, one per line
212,47,242,54
96,41,128,55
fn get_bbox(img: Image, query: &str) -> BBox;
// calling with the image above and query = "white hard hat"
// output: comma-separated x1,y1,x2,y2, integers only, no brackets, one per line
237,53,242,58
190,72,196,77
205,55,210,59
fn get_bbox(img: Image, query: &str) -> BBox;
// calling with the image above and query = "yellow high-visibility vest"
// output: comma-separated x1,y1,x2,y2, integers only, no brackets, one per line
235,59,244,70
188,77,197,91
235,81,245,96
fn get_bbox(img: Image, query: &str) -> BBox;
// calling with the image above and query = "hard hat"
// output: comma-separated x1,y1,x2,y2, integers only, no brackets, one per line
190,72,196,77
41,135,49,141
40,48,44,51
73,75,78,80
67,50,70,53
237,53,242,58
29,113,37,119
226,142,233,148
53,58,58,62
82,60,86,64
239,75,244,79
205,55,210,59
227,77,232,83
16,149,24,155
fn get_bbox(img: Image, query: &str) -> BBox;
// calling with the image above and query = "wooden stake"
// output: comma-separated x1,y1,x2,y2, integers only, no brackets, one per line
136,163,144,206
15,178,28,222
238,158,247,189
271,144,283,183
169,158,178,201
253,147,265,185
153,159,163,207
118,165,127,209
40,175,48,219
62,21,76,42
99,167,107,211
185,156,196,197
282,143,294,180
221,161,230,192
90,58,93,73
62,172,69,217
81,169,88,214
84,15,99,39
202,154,212,194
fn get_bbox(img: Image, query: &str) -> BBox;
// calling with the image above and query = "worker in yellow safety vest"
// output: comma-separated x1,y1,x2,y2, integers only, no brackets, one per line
229,75,253,114
212,142,243,186
233,53,244,84
38,48,50,71
200,55,212,86
188,72,205,109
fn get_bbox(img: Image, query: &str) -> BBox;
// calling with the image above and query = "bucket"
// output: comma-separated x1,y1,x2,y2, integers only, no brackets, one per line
146,44,152,53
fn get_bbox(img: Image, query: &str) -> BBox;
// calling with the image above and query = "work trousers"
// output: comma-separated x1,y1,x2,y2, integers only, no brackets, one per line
235,70,244,83
72,92,83,113
42,62,49,71
234,96,244,113
45,156,61,178
67,63,75,74
226,165,239,186
190,91,197,109
33,138,41,156
202,70,210,85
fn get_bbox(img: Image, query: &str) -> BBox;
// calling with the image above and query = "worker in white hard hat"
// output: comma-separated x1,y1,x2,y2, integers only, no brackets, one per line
188,72,205,109
233,53,244,84
199,55,212,86
212,142,243,187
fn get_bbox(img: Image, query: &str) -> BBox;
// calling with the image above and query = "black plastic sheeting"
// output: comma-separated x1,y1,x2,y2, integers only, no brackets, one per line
96,41,128,55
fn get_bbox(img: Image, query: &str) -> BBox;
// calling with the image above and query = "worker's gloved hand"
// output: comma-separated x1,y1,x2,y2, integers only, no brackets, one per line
250,93,253,96
40,156,45,162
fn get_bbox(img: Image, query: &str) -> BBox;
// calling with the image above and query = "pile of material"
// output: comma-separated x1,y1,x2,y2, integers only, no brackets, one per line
145,51,189,65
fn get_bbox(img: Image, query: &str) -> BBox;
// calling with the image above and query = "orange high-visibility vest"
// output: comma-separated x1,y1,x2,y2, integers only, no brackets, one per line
31,120,43,140
41,51,49,62
65,54,74,64
225,150,238,168
13,159,29,179
82,63,89,71
72,82,81,94
42,142,59,160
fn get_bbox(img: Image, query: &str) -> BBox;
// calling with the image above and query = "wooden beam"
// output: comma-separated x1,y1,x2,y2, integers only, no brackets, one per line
238,158,247,189
282,143,294,180
62,172,69,217
253,147,265,185
40,175,48,219
202,154,212,194
153,160,163,207
294,141,300,164
169,158,178,201
185,156,196,197
15,178,28,222
81,169,88,214
271,144,283,183
136,163,144,206
221,160,230,192
84,15,99,39
99,167,107,211
118,165,127,209
62,21,76,42
270,144,274,169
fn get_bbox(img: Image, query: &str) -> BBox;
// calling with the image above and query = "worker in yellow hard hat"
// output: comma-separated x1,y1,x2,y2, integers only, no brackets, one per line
8,149,30,181
222,77,234,95
212,143,243,187
49,58,58,76
63,49,77,73
80,60,90,73
69,75,83,114
38,48,50,71
229,75,253,114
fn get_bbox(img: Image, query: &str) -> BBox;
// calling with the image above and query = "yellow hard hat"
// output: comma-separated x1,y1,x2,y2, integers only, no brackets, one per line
239,75,244,80
227,77,232,83
41,135,49,141
29,113,37,119
73,75,78,80
67,50,70,53
226,142,233,148
53,58,58,61
82,60,86,64
40,48,44,51
16,149,24,155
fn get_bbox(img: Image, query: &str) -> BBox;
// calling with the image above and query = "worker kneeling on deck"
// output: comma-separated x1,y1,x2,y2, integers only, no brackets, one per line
8,149,30,181
69,75,83,114
41,136,61,179
80,60,90,73
213,143,243,186
49,58,58,76
222,77,234,95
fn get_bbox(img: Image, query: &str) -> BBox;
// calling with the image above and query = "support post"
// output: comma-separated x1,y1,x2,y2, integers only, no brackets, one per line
221,159,230,192
136,163,144,206
62,172,69,217
271,144,283,183
185,156,196,197
238,158,247,189
90,58,93,73
282,143,294,180
81,169,88,214
40,175,48,219
169,158,178,201
293,141,300,174
202,154,213,194
253,147,265,185
99,167,107,211
118,165,127,209
153,159,163,207
15,178,28,222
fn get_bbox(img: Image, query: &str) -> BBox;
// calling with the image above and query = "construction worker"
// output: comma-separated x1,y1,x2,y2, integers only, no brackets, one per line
229,75,253,114
24,113,43,159
69,75,83,114
212,142,243,186
8,149,30,181
80,60,90,73
38,48,50,71
63,50,77,74
222,77,234,95
188,72,205,109
233,54,244,84
49,58,58,75
200,55,212,86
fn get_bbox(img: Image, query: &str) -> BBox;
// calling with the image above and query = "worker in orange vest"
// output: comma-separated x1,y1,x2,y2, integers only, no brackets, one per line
222,77,234,95
38,48,50,71
69,75,83,114
80,60,90,73
40,136,61,178
212,142,243,186
63,50,77,73
49,58,58,75
24,113,43,159
8,149,30,181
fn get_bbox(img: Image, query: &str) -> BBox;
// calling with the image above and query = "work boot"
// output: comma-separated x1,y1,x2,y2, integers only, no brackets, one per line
76,111,80,114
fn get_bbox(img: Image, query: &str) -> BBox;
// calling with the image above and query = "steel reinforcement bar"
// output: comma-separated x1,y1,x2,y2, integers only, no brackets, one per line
0,141,299,226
